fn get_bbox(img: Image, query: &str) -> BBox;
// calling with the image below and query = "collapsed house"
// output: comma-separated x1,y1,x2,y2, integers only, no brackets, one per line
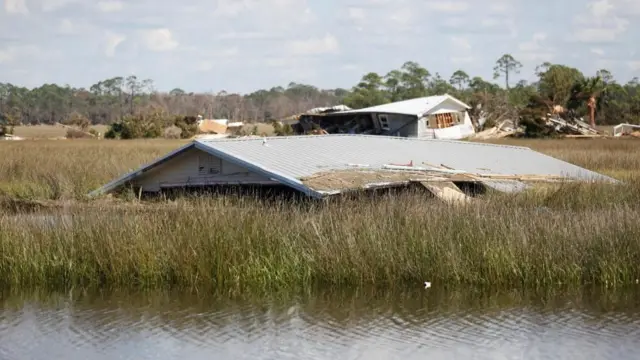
292,94,476,140
279,105,352,127
613,123,640,138
90,135,618,202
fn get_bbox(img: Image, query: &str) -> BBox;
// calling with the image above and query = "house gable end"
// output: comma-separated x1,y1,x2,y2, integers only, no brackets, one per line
133,147,277,192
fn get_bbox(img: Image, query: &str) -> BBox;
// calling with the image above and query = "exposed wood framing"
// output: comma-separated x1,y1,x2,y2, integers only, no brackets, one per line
418,181,471,204
429,112,457,129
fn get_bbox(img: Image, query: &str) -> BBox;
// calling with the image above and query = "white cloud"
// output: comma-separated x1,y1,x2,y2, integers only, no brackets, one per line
620,0,640,14
213,0,315,25
573,19,628,43
347,7,365,21
218,47,238,57
451,36,471,50
572,0,630,43
139,28,178,52
518,32,547,51
217,32,271,40
286,34,339,55
390,7,413,24
0,50,12,63
4,0,29,14
195,47,238,72
628,61,640,71
213,0,252,17
588,0,614,19
57,18,94,34
104,31,125,57
489,1,512,14
58,18,75,34
196,61,214,72
426,1,469,12
518,52,555,62
591,48,605,56
41,0,82,12
0,45,42,63
481,18,499,27
517,33,555,63
451,56,474,64
340,64,360,71
595,59,617,69
97,1,123,12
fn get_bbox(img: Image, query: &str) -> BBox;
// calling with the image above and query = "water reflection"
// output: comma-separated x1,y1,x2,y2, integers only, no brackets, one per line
1,287,640,360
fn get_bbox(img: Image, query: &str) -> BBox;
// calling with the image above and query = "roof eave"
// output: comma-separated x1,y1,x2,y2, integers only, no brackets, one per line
87,141,196,197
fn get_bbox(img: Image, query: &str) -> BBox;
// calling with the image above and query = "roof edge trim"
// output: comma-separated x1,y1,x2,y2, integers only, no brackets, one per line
87,141,196,197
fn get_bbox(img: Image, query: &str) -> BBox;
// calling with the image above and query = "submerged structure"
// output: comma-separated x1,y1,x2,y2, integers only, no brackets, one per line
90,135,618,201
293,94,476,140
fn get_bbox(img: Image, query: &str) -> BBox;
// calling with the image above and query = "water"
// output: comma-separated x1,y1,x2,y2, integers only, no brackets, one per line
1,288,640,360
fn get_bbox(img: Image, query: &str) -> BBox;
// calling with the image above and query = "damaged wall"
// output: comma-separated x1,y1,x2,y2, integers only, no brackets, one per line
373,113,418,137
417,101,475,139
134,147,276,192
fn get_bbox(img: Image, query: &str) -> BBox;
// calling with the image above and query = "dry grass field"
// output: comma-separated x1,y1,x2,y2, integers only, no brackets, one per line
11,124,110,139
0,137,639,292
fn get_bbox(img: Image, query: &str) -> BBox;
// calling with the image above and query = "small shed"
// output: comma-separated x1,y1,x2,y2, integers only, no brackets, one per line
295,94,475,140
90,135,618,199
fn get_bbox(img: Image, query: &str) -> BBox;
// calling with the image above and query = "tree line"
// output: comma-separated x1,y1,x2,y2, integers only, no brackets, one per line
1,54,639,134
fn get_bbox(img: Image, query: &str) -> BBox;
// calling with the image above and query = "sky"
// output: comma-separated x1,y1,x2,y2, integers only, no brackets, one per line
0,0,639,94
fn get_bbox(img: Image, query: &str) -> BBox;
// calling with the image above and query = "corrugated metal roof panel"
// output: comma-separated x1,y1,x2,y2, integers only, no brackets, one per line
339,94,470,117
195,135,615,184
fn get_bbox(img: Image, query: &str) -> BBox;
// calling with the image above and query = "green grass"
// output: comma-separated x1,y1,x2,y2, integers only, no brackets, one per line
0,138,639,292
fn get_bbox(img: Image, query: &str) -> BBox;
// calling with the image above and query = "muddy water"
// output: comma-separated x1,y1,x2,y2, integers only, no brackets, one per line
1,288,640,360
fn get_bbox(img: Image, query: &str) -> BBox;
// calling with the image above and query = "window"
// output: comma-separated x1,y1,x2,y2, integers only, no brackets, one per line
198,153,221,175
379,115,390,131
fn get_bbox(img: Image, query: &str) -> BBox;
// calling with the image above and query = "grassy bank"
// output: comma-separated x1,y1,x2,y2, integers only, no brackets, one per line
1,138,639,292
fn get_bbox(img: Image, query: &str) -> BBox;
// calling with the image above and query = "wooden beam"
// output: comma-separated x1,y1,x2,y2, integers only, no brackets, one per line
418,181,471,204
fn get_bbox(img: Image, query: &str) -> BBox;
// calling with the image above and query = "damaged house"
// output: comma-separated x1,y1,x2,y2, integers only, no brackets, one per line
90,135,617,202
293,94,476,140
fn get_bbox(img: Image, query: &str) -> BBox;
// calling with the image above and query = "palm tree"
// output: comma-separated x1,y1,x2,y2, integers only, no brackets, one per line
567,76,607,128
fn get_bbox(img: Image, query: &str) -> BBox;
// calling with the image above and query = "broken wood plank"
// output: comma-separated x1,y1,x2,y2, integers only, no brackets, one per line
417,181,471,204
562,134,606,139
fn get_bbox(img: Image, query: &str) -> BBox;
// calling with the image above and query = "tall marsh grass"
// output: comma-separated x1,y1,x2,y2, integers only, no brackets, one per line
0,138,639,292
1,185,640,291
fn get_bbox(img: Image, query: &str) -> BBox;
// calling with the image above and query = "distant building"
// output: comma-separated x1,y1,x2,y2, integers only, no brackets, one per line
294,94,475,140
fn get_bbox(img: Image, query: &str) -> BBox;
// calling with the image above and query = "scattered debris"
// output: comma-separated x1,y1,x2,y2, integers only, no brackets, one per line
545,115,600,136
471,113,603,139
613,123,640,138
279,105,352,126
469,119,516,139
424,281,431,289
1,134,24,141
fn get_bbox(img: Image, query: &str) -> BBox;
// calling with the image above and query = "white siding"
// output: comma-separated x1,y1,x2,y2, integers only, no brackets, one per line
134,147,276,192
427,100,466,115
415,98,474,140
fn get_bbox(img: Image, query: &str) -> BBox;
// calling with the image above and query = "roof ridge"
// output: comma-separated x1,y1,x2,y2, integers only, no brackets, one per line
196,134,532,150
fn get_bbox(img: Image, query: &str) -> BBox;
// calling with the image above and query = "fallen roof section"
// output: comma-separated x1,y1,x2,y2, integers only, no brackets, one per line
89,134,619,198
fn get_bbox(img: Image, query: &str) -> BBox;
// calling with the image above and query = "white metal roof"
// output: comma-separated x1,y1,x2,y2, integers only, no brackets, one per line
90,135,618,198
339,94,471,117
